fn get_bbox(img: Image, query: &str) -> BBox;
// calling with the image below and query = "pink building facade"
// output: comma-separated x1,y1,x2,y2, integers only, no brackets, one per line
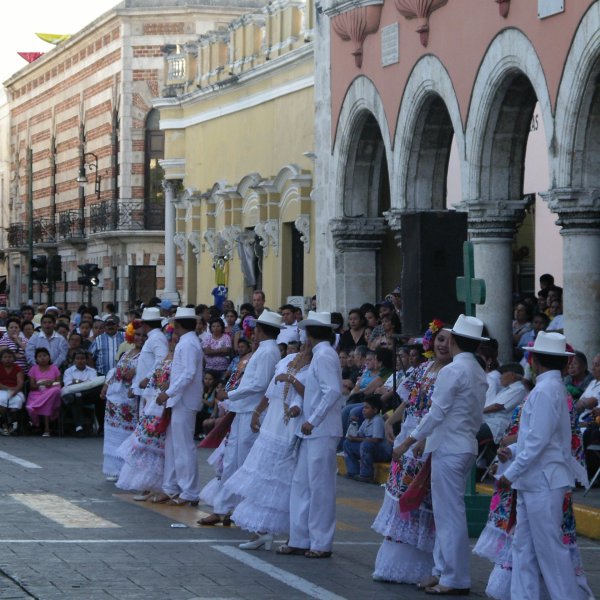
314,0,600,361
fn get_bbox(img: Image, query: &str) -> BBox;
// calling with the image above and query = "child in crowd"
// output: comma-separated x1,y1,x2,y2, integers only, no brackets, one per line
343,395,392,483
195,370,219,439
0,349,25,435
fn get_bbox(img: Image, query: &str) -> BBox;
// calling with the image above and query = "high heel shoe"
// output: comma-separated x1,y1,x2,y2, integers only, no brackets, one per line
239,533,273,551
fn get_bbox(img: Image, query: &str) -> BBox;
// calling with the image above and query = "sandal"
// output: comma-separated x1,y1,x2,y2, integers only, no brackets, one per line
305,550,332,558
167,497,199,507
150,493,173,504
198,513,231,526
425,585,470,596
417,576,440,590
276,544,308,556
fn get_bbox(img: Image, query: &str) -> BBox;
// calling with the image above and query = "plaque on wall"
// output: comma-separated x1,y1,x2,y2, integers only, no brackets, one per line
538,0,564,19
381,23,399,67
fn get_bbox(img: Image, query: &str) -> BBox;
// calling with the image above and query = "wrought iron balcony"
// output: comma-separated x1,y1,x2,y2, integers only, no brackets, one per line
7,224,26,249
89,200,164,233
57,210,86,241
33,217,57,245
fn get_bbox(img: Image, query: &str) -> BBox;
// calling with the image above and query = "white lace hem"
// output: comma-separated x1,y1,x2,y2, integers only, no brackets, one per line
372,538,434,584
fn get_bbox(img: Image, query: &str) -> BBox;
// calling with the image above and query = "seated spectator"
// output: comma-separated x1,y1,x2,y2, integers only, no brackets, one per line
21,320,35,341
476,362,527,466
338,309,367,352
0,348,25,435
518,312,549,349
0,317,29,375
363,307,379,332
477,338,501,403
407,343,426,371
546,296,565,332
343,395,392,482
340,349,359,395
369,314,401,350
565,351,593,401
62,350,105,437
196,370,220,439
286,340,301,355
579,354,600,480
26,347,62,437
78,320,93,349
512,301,533,355
64,332,85,371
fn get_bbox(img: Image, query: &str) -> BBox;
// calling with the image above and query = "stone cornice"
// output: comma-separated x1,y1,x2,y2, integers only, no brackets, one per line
322,0,383,18
541,188,600,231
330,217,387,251
463,199,530,239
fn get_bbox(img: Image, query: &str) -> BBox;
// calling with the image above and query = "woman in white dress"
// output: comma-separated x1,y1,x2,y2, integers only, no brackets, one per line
223,343,312,550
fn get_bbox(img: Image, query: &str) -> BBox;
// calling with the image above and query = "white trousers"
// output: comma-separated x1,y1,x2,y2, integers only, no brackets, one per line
289,436,338,552
431,450,474,589
213,412,257,515
162,404,200,501
511,487,587,600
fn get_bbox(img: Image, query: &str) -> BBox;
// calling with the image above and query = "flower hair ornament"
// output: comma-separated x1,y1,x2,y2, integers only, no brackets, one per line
422,318,444,359
164,323,175,342
125,322,136,344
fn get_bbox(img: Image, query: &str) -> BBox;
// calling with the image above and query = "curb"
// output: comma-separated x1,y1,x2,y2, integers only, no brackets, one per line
336,456,600,540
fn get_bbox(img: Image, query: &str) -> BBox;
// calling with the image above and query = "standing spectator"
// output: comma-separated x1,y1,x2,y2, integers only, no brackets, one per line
252,290,266,317
565,351,593,401
20,305,34,323
277,304,302,346
202,318,232,380
518,312,549,349
338,309,367,352
390,285,403,322
369,301,395,342
156,307,204,506
343,395,391,482
90,316,125,376
281,311,342,557
25,314,69,369
546,296,565,332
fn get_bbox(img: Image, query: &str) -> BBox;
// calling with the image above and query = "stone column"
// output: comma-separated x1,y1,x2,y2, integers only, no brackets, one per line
466,200,529,364
543,189,600,360
162,180,180,302
329,217,387,315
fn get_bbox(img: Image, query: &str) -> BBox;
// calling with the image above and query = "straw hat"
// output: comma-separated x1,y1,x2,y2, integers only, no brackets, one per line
530,331,574,356
255,310,285,330
172,307,197,320
444,314,489,341
141,307,162,322
298,311,339,330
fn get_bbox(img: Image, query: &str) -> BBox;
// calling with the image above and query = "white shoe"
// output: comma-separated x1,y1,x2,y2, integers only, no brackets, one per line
238,533,273,551
105,475,118,482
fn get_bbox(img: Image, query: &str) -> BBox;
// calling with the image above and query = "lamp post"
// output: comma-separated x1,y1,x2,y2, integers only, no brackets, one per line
76,152,101,199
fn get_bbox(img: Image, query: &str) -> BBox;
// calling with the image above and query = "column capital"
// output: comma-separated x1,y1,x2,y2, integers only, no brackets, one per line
330,217,387,252
541,188,600,231
463,198,530,239
162,179,181,196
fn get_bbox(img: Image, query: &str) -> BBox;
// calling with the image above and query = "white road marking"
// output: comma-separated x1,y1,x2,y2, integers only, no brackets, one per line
0,450,42,469
10,494,120,529
212,544,348,600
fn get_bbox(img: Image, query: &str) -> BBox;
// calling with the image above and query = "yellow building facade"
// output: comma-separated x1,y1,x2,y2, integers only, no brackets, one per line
156,0,316,310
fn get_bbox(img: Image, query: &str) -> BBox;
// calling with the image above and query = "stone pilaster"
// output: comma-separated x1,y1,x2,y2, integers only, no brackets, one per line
162,180,180,302
542,188,600,360
329,217,387,314
465,199,529,363
383,208,403,247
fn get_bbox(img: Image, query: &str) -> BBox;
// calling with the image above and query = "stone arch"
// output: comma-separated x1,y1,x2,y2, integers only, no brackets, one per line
333,76,392,219
465,28,553,203
554,2,600,189
393,54,464,211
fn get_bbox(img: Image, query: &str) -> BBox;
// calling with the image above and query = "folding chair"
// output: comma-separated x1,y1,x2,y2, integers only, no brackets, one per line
584,444,600,496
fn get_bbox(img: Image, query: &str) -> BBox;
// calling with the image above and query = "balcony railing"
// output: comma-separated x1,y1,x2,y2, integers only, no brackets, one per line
89,200,164,233
7,224,26,248
33,217,57,245
57,210,86,241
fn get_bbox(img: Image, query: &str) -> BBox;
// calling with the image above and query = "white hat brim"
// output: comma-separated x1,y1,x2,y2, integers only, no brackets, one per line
443,327,489,342
298,319,339,330
529,348,575,357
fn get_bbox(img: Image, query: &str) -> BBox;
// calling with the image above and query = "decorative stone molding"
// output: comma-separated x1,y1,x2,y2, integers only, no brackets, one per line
220,225,243,255
203,229,217,254
328,1,384,68
541,188,600,231
463,199,531,239
187,232,202,261
294,215,311,252
495,0,510,18
173,232,187,257
329,217,387,252
255,219,280,256
394,0,447,47
383,208,403,246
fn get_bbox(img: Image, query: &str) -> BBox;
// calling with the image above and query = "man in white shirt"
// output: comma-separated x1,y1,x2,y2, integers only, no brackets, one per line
156,307,203,505
476,363,527,466
25,314,69,368
276,304,302,345
62,350,104,437
200,309,283,525
499,332,589,600
282,311,342,558
131,308,168,397
394,314,488,595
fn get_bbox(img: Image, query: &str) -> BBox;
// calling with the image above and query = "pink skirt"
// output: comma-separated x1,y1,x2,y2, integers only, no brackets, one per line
26,386,62,425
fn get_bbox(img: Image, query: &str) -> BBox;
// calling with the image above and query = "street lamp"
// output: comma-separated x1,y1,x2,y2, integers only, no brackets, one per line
76,152,101,199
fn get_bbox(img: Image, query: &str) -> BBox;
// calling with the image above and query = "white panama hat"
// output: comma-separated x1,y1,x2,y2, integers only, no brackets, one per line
255,310,285,330
530,331,574,356
444,314,489,341
141,307,162,322
172,307,197,320
298,311,339,330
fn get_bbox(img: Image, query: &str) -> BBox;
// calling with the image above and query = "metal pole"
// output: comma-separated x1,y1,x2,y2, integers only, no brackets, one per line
27,147,33,303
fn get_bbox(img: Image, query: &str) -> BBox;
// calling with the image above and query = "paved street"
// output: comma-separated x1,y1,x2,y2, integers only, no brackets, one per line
0,436,597,599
